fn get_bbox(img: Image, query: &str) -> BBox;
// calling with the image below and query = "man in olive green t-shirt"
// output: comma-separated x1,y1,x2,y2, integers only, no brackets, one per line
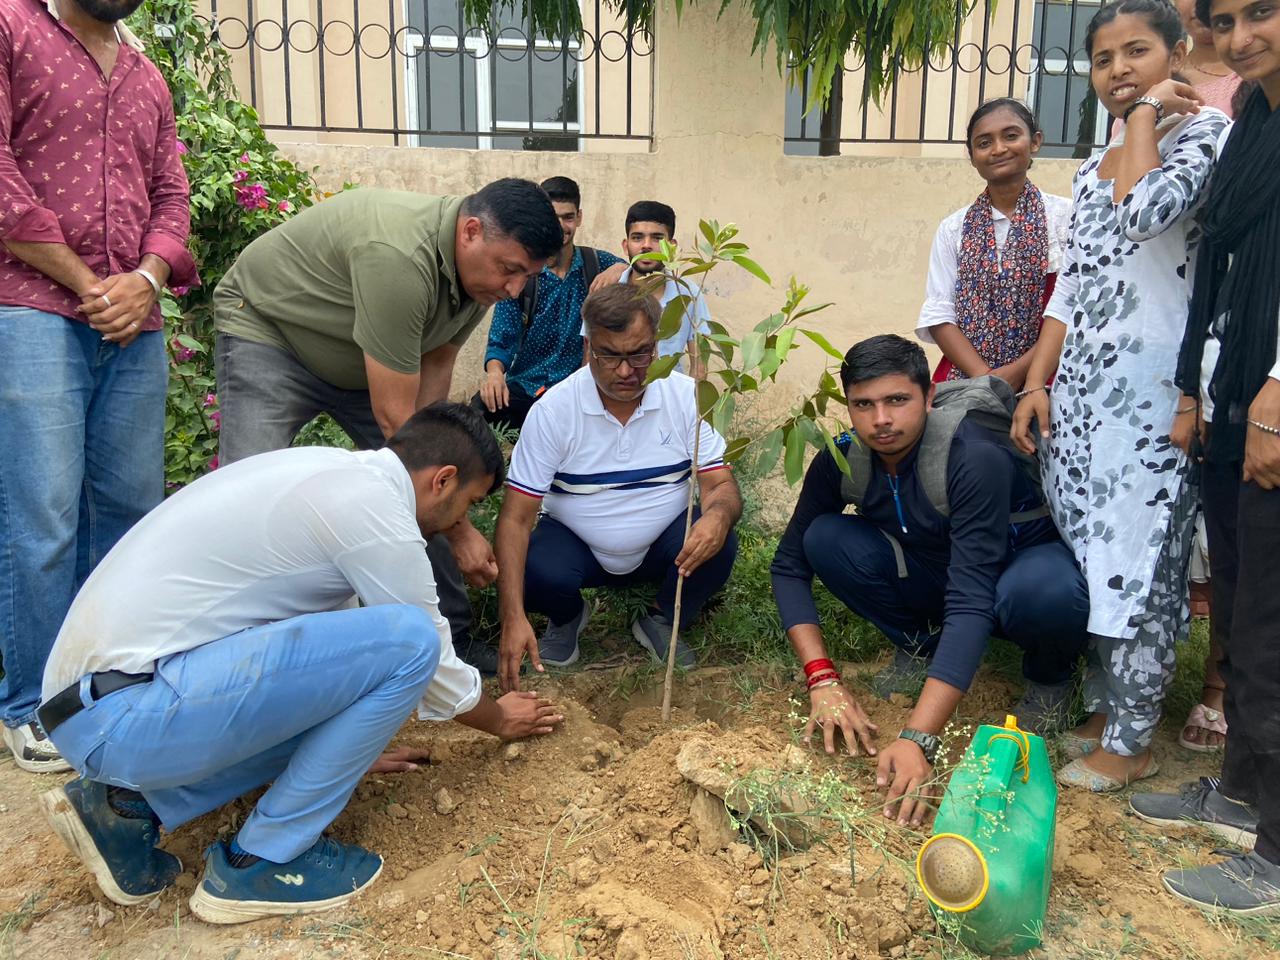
211,177,561,672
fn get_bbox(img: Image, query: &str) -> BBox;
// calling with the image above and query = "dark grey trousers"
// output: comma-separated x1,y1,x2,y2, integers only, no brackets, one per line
213,332,472,641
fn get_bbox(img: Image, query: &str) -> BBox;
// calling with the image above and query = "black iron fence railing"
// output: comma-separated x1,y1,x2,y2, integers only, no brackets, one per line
787,0,1108,157
205,0,653,148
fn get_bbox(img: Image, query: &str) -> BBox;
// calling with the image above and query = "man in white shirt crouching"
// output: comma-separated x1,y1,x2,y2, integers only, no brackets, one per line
37,403,562,924
496,284,742,692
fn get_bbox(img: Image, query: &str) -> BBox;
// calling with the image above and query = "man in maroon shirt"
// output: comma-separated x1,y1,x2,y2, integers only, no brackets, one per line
0,0,196,772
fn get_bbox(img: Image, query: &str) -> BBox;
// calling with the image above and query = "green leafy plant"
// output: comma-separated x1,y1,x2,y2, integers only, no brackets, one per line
636,225,852,718
129,1,324,487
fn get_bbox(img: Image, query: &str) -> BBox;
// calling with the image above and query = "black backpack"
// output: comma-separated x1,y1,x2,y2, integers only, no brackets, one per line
517,246,601,329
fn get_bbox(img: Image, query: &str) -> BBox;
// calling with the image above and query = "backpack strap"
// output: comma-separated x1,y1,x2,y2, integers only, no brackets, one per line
518,274,539,329
580,246,601,290
840,437,872,509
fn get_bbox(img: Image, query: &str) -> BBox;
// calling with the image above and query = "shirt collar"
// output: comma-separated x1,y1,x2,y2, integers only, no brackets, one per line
45,0,147,51
542,247,582,279
575,366,663,421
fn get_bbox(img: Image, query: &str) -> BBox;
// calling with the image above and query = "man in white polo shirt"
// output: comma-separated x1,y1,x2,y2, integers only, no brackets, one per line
37,403,562,924
496,284,741,691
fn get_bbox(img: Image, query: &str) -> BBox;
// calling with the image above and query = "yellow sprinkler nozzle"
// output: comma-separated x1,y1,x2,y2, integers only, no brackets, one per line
917,833,990,913
1004,714,1022,731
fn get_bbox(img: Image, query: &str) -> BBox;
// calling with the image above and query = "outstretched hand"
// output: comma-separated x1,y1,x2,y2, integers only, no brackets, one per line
803,682,878,757
366,745,432,775
876,739,938,828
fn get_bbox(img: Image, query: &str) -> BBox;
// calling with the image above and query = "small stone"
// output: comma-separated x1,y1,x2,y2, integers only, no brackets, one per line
386,802,409,820
404,803,423,819
94,904,114,928
644,839,659,853
503,742,523,761
478,797,491,809
434,788,457,815
473,917,494,944
415,909,429,924
456,856,486,886
750,869,770,886
580,753,600,771
518,785,538,803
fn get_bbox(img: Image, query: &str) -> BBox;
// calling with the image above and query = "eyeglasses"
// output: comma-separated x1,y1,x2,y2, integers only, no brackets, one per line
589,347,656,370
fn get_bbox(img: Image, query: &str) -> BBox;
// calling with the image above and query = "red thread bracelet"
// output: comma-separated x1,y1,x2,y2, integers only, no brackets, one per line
803,657,835,678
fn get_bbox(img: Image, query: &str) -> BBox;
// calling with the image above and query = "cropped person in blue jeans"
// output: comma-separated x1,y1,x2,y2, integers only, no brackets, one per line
0,0,198,772
38,404,563,924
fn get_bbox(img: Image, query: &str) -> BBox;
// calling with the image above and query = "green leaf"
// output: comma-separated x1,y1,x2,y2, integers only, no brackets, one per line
657,296,690,342
822,427,846,469
712,391,736,437
731,255,771,285
696,379,720,420
784,424,805,486
699,220,716,247
801,329,846,361
175,334,206,353
758,347,782,381
775,327,797,357
643,353,680,384
724,436,751,463
740,332,766,371
757,427,785,476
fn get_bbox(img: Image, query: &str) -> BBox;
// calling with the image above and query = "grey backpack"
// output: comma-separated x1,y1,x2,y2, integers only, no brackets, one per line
839,375,1049,524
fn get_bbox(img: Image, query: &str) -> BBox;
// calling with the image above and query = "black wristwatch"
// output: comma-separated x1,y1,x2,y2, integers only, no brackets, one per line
898,728,940,765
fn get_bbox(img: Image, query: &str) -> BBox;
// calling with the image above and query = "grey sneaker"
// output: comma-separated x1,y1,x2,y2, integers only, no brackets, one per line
1162,851,1280,917
1013,680,1075,736
4,720,72,774
868,647,929,700
632,613,696,670
1130,778,1259,848
538,601,591,667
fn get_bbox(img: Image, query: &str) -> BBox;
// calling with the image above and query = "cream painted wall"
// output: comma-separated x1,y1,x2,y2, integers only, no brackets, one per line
271,4,1081,408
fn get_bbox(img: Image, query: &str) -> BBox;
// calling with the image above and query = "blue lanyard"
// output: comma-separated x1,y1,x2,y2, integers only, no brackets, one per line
887,474,908,535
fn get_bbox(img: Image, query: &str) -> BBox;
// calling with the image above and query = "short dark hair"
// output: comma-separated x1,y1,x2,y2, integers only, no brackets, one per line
839,334,931,396
625,200,676,238
461,178,562,262
582,284,660,336
965,98,1042,154
540,176,581,208
1086,0,1185,58
387,402,505,495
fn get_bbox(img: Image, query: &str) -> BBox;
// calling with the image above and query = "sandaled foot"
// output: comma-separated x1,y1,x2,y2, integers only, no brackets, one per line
1059,732,1102,761
1177,686,1228,757
1056,753,1159,793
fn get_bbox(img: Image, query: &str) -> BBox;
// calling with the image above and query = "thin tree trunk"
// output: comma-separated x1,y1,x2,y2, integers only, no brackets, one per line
818,66,844,157
661,405,702,721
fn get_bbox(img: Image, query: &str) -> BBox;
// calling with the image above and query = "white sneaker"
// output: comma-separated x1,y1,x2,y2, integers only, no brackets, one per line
3,721,72,773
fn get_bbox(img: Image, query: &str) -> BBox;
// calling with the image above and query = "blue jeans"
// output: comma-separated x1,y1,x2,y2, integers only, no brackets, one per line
525,510,738,628
47,605,440,862
0,308,165,728
804,513,1089,684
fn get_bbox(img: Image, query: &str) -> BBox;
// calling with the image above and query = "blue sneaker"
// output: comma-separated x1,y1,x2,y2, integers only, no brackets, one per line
40,779,181,905
189,836,383,924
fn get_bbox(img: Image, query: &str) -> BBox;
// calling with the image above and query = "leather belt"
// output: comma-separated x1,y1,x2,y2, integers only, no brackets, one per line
37,671,153,736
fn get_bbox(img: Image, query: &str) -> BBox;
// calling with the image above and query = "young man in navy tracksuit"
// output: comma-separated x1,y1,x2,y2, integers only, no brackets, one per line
770,334,1088,826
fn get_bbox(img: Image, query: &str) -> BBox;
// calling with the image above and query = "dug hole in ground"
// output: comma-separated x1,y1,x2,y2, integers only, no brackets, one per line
0,661,1270,960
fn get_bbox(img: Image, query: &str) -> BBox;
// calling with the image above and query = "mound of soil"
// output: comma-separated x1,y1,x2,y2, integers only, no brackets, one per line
1,660,1268,959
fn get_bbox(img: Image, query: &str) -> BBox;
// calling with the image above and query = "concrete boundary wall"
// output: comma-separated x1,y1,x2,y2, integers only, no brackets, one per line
274,5,1081,406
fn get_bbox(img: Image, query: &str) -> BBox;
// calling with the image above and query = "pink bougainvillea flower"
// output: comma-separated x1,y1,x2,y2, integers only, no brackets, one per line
238,152,249,164
210,410,221,431
176,140,189,155
171,284,191,297
232,169,250,184
208,455,220,471
171,337,195,363
203,392,217,408
235,182,269,210
277,200,292,213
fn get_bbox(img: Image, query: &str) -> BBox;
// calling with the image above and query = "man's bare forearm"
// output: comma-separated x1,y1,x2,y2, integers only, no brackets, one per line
495,510,534,623
3,240,99,296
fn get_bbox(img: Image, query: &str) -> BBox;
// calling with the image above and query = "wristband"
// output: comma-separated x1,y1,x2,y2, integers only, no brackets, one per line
1176,405,1198,415
133,268,162,296
808,678,841,692
1015,386,1047,399
806,670,841,690
803,657,836,678
1248,418,1280,437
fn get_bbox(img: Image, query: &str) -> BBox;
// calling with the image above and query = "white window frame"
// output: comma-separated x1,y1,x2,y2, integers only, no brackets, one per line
404,17,585,150
1027,0,1109,149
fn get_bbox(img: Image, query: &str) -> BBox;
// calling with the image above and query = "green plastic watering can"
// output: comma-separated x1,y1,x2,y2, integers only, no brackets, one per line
915,715,1056,955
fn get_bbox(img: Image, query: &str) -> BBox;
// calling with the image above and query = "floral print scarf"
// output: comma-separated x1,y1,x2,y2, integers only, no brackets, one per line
948,182,1050,379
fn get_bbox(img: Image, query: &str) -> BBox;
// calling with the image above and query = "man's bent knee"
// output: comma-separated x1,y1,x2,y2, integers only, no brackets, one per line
375,605,441,678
